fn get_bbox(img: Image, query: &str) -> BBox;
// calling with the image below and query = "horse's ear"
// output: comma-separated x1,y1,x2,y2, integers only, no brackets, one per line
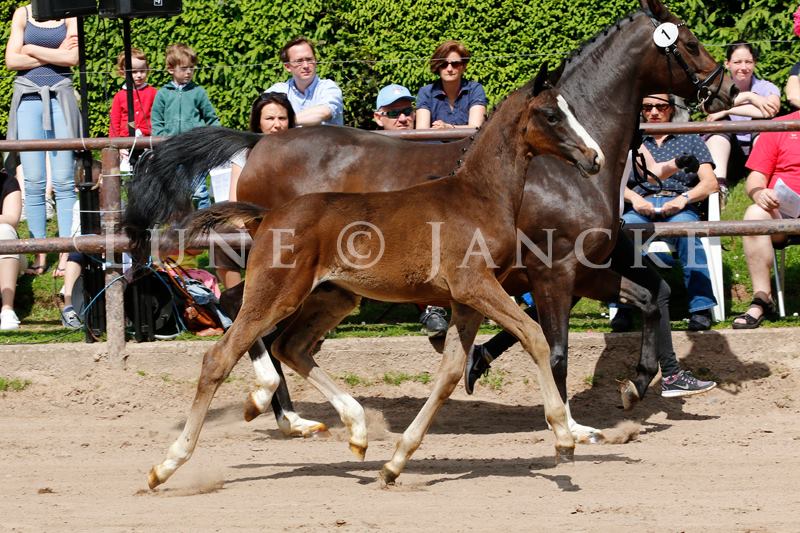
640,0,669,21
547,62,565,87
532,64,549,97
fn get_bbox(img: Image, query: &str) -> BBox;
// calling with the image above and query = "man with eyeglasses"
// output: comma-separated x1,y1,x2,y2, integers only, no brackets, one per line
266,37,343,126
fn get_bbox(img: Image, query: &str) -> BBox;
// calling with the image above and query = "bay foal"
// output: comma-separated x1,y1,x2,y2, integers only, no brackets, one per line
147,69,603,488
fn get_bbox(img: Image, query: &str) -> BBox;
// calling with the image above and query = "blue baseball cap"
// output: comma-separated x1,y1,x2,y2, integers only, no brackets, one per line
375,84,414,110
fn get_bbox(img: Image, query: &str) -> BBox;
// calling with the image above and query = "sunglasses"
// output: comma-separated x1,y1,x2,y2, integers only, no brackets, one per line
642,103,672,112
440,59,466,69
378,107,414,119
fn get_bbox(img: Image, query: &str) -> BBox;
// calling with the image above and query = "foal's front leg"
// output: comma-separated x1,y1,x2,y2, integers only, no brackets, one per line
462,275,574,459
381,302,484,484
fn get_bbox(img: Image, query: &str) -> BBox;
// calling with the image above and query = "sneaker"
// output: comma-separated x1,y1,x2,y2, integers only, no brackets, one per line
610,308,633,333
419,306,448,338
687,309,713,331
464,344,493,395
661,370,716,398
0,309,20,331
60,306,82,330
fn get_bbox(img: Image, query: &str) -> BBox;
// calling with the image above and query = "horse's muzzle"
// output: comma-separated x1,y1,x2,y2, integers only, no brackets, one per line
578,149,604,178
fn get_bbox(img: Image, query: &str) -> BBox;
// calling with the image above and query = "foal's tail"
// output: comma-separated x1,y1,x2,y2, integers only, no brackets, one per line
181,202,268,242
122,126,262,260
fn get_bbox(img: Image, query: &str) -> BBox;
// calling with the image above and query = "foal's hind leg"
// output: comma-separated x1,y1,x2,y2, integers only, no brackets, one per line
458,275,574,459
148,316,283,489
270,287,368,459
381,302,483,485
148,264,318,489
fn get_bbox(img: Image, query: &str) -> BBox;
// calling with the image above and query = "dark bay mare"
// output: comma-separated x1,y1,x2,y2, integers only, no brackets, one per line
143,71,604,488
123,0,736,443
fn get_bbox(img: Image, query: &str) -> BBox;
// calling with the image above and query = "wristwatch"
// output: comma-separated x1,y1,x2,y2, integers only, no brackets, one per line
681,191,690,201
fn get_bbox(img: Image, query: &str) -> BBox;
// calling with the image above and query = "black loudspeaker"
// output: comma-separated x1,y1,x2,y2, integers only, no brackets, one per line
99,0,182,18
31,0,98,21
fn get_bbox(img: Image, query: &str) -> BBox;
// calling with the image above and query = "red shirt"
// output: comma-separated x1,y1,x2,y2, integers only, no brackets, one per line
109,84,158,137
745,110,800,193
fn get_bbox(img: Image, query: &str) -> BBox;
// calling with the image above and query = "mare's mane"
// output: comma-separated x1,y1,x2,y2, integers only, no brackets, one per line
564,9,643,64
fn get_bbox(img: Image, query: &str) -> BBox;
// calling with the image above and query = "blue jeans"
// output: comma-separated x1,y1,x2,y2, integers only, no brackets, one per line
622,196,716,313
193,178,211,209
16,98,76,239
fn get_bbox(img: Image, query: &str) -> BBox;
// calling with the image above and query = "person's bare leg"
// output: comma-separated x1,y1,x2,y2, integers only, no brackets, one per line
736,204,780,324
0,257,19,311
62,260,82,308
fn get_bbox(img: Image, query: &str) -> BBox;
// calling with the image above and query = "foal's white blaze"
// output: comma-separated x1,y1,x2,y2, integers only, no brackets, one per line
556,94,606,168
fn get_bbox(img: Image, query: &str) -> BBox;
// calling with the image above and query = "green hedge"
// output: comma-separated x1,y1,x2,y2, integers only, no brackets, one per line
2,0,799,136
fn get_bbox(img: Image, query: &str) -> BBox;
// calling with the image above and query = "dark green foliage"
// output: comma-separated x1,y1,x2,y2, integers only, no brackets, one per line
2,1,799,134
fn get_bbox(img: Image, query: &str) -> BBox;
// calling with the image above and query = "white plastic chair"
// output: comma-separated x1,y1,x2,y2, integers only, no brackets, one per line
644,191,725,321
773,249,787,318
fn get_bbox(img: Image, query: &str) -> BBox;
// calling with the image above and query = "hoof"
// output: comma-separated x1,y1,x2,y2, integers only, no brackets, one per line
243,394,264,422
147,467,163,490
278,418,329,438
555,445,575,464
379,465,399,486
349,442,367,461
619,380,641,411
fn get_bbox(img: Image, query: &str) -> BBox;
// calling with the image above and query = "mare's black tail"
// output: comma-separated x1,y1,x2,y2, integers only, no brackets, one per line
121,126,262,261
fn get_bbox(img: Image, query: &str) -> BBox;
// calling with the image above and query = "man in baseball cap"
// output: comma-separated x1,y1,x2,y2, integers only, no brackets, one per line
373,84,415,130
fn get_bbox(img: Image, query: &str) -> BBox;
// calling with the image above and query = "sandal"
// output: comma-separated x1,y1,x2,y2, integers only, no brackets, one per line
24,264,46,276
732,292,775,330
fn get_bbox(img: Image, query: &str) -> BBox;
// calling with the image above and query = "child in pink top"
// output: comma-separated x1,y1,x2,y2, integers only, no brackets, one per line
109,48,157,138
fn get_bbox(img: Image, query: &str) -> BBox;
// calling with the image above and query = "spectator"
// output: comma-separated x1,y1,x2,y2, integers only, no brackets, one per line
705,42,780,190
220,92,296,289
151,43,220,209
732,108,800,328
612,94,720,332
372,83,447,337
0,165,23,330
266,37,343,126
373,84,415,130
785,60,800,109
109,48,157,170
4,3,79,277
415,40,486,130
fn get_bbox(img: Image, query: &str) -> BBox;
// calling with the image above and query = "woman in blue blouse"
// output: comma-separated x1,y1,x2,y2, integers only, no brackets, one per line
415,40,487,129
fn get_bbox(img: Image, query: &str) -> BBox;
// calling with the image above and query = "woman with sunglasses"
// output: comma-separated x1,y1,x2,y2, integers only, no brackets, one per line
415,40,487,130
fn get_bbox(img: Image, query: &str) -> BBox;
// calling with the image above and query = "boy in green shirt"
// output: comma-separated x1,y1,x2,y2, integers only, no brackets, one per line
151,43,220,208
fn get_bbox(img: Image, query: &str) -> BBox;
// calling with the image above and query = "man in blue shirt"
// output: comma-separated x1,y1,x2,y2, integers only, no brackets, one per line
267,37,343,126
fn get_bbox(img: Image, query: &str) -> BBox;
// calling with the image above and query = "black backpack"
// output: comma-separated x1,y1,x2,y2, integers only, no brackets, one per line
124,270,182,341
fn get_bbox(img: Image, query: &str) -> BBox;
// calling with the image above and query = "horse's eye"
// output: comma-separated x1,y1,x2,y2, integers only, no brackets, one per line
546,112,560,125
685,40,699,54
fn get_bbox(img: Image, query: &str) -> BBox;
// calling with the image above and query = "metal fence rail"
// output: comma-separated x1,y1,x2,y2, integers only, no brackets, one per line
0,118,798,360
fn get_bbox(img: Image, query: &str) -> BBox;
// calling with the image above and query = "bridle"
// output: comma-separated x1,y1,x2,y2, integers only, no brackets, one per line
627,13,725,195
648,15,725,107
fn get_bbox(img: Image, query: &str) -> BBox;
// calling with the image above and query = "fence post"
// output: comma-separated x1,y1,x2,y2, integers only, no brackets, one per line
100,147,126,365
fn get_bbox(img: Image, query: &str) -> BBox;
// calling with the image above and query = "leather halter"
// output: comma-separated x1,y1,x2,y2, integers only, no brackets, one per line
649,16,725,106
